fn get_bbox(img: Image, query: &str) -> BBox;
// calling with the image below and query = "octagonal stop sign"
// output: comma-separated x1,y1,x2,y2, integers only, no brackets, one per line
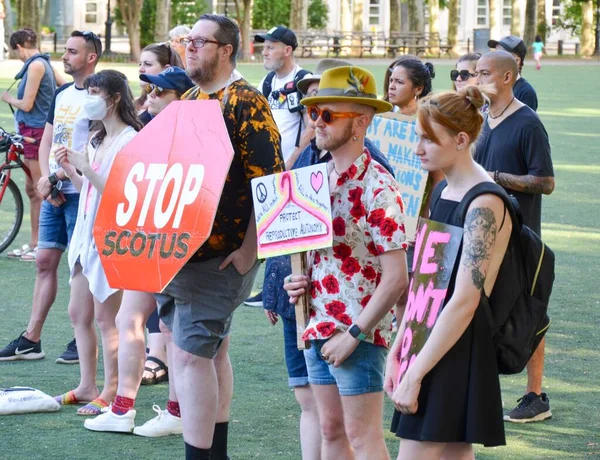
93,100,234,292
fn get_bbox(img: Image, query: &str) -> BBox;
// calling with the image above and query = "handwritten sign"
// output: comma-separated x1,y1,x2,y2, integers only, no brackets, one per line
252,163,333,259
396,218,463,384
366,113,427,241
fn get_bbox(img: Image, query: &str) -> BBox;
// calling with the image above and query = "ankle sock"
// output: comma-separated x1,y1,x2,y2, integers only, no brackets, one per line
185,442,210,460
209,422,229,460
167,400,181,418
112,395,135,415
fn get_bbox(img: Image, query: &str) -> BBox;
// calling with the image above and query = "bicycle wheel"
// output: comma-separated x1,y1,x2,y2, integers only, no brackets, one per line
0,177,24,254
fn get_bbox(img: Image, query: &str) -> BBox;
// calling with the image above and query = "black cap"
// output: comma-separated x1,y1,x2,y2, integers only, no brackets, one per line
139,67,194,94
488,35,527,59
254,26,298,50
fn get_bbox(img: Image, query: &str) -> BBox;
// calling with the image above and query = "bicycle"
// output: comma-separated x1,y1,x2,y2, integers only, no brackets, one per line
0,127,34,254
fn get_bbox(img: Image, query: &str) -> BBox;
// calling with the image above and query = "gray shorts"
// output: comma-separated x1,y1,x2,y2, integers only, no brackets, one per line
155,256,260,359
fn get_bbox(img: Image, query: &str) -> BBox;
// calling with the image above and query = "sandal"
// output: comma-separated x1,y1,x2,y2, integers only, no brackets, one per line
20,247,38,262
77,397,109,416
141,356,169,385
6,244,33,259
54,390,90,406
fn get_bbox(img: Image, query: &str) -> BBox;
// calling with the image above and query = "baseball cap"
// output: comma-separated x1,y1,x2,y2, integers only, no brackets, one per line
488,35,527,59
254,26,298,50
139,66,194,94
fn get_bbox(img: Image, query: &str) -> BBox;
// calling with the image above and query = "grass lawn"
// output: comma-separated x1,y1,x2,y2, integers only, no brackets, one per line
0,59,599,459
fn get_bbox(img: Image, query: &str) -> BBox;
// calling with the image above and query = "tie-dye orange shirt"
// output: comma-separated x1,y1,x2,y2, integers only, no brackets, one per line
183,79,284,260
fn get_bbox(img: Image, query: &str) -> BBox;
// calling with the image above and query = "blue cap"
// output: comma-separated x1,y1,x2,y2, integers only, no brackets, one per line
139,67,194,94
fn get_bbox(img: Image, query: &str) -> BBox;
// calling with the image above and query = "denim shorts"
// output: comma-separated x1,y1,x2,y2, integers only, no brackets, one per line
38,194,79,251
304,339,387,396
281,316,309,388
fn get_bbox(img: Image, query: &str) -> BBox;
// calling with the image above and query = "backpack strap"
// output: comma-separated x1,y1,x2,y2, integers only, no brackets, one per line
261,71,276,98
428,179,448,216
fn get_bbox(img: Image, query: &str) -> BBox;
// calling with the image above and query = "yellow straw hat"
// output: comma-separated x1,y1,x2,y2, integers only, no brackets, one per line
301,66,392,114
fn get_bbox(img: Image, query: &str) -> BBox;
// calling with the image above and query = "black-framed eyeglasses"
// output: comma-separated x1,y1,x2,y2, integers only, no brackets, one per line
450,69,476,82
81,30,101,56
180,37,224,49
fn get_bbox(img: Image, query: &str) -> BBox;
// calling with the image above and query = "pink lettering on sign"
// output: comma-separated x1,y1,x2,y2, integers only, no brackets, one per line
419,231,452,274
405,280,448,328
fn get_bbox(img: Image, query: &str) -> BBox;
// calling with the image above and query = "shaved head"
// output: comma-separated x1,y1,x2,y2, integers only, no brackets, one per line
480,50,518,83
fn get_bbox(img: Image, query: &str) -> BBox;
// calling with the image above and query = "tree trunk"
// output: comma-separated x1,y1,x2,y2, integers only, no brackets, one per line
390,0,401,34
536,0,547,39
353,0,364,31
290,0,309,30
428,0,439,55
489,0,499,39
408,0,421,32
234,0,253,61
511,0,521,36
154,0,171,42
523,0,536,46
17,0,40,37
447,0,460,56
117,0,144,61
581,0,594,56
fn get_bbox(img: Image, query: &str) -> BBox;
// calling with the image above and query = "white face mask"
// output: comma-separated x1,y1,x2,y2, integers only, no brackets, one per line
84,94,113,120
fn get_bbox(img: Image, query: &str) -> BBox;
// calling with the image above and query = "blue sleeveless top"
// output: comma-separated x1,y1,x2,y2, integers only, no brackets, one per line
15,54,57,128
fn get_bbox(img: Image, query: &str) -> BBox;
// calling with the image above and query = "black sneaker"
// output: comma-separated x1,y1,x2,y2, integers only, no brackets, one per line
504,392,552,423
243,291,263,307
55,338,79,364
0,333,45,361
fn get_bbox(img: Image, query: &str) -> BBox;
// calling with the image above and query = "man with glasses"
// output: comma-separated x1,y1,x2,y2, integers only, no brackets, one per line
0,30,101,364
283,65,409,459
155,14,283,460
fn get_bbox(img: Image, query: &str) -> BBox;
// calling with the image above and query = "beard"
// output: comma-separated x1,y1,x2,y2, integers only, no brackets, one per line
186,54,220,86
264,56,284,72
315,121,354,153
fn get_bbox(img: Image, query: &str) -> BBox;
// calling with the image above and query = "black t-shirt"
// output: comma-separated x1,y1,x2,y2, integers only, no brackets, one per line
513,77,538,111
474,106,553,235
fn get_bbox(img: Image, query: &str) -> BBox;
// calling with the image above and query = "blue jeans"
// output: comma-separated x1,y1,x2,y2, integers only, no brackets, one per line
282,316,309,387
304,339,387,396
38,194,79,251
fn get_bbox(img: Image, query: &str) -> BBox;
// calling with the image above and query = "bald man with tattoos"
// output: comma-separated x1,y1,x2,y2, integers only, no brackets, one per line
475,50,554,424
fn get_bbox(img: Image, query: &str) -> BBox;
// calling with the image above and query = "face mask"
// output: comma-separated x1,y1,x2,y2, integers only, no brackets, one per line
83,94,113,120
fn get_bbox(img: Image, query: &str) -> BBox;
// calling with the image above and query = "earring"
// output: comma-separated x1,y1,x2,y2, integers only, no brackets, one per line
352,135,359,142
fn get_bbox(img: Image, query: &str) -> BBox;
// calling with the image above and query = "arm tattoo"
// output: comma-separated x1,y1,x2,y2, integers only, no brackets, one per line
497,173,555,195
462,207,497,290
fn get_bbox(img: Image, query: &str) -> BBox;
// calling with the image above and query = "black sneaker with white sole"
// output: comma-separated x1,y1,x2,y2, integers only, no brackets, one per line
504,392,552,423
56,338,79,364
0,333,45,361
243,291,263,307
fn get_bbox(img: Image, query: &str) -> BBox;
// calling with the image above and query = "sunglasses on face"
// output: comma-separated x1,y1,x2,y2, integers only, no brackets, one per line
307,106,362,124
450,69,476,82
144,84,176,97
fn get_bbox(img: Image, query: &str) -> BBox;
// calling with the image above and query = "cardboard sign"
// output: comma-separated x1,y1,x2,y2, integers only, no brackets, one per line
251,163,333,259
396,218,463,384
93,101,234,293
366,113,428,241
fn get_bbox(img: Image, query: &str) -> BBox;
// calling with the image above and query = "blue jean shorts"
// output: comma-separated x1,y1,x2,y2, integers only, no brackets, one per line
281,316,309,388
38,194,79,251
304,339,387,396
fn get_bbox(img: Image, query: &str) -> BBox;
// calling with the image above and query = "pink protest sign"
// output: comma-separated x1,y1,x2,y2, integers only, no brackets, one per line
251,164,333,259
396,218,463,384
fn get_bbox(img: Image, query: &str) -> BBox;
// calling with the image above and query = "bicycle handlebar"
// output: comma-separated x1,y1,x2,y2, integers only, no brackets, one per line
0,127,37,145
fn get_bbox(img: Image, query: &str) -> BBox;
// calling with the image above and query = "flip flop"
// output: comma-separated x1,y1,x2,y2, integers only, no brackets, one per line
141,356,169,385
20,247,38,262
54,390,91,406
6,244,32,259
77,398,109,416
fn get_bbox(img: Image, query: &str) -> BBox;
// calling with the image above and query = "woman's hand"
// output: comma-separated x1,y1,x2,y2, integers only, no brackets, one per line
54,147,77,178
384,350,400,399
283,274,310,305
392,371,421,415
55,146,89,173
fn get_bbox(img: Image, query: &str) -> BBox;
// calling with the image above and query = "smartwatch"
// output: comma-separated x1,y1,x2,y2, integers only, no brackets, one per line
48,173,59,186
348,324,368,341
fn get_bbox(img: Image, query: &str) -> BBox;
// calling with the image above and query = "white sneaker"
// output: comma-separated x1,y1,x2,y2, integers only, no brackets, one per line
84,407,136,433
133,404,183,437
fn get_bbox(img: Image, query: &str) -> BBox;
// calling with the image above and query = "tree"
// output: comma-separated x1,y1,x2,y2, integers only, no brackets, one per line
307,0,329,29
252,0,290,29
408,0,422,32
447,0,460,56
489,0,499,39
581,0,594,54
511,0,522,35
353,0,364,31
117,0,144,61
16,0,40,36
233,0,253,60
140,0,157,48
524,0,537,45
390,0,401,35
537,0,548,38
428,0,440,55
290,0,308,30
171,0,209,27
155,0,171,41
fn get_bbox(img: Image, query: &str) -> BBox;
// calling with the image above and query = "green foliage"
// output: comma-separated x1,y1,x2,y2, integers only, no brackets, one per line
308,0,329,29
556,0,584,36
140,0,157,48
252,0,290,30
171,0,209,27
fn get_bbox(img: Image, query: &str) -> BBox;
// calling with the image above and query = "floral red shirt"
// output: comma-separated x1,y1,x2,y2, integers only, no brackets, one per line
302,149,408,348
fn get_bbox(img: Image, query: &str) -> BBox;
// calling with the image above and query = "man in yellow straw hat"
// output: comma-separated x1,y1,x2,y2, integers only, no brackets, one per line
284,66,410,459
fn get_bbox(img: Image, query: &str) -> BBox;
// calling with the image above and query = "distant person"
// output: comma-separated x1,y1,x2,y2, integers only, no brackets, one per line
169,25,191,68
384,58,435,115
488,35,538,111
1,28,57,261
533,35,544,70
451,52,481,91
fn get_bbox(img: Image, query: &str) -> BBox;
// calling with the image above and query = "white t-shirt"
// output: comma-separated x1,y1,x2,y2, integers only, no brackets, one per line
259,65,307,162
47,83,91,194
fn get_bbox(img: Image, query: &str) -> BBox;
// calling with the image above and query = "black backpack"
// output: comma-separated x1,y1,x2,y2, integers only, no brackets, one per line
431,181,555,375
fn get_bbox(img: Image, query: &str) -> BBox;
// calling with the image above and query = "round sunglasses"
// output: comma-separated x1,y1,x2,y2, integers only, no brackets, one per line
307,106,362,124
450,69,476,82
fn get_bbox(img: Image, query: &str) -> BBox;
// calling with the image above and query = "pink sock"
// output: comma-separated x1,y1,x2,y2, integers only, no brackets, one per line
167,400,181,418
112,395,135,415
